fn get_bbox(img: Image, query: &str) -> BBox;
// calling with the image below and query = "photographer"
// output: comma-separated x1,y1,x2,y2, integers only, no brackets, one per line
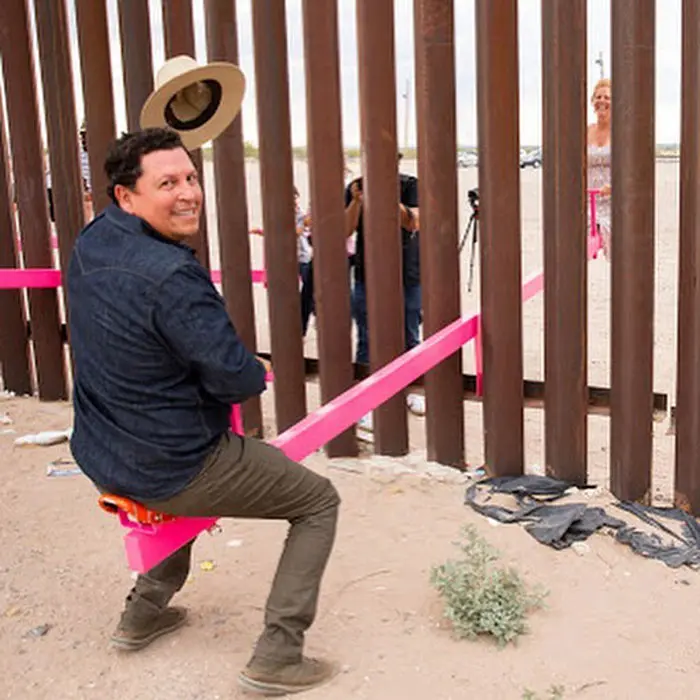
344,156,425,419
345,167,421,363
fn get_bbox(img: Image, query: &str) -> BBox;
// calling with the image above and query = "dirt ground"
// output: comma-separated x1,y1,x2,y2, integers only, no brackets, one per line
2,387,699,700
2,162,698,699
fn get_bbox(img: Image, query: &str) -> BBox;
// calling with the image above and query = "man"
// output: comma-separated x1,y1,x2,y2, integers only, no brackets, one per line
344,157,425,420
344,158,422,364
67,128,338,696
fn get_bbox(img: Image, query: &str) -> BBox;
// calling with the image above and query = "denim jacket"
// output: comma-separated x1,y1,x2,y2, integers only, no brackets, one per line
67,204,266,501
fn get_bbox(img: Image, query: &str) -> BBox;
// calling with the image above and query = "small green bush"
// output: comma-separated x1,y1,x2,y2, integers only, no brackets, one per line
431,525,546,647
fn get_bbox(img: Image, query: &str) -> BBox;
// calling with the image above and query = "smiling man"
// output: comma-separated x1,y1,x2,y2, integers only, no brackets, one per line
67,128,339,696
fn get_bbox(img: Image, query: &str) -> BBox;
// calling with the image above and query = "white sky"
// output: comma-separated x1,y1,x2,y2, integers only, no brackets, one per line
56,0,681,148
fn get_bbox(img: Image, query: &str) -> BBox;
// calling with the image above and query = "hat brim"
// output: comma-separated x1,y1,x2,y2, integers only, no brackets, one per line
140,63,245,150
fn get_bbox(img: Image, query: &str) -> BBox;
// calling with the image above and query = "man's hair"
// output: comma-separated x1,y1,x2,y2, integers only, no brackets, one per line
105,127,186,204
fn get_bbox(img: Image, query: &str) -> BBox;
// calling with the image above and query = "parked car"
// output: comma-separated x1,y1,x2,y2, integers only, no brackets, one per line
457,151,478,168
520,147,542,169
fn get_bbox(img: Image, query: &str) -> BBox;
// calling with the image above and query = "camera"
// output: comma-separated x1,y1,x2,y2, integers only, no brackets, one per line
467,187,479,215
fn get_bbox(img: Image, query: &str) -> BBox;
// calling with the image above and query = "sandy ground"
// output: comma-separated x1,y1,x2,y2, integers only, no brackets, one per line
1,392,699,700
1,160,695,699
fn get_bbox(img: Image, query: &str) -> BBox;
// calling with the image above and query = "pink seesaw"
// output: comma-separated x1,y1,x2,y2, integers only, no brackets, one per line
1,202,604,574
100,309,481,573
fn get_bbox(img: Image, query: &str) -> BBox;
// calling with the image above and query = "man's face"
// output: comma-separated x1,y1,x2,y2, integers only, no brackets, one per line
116,147,203,240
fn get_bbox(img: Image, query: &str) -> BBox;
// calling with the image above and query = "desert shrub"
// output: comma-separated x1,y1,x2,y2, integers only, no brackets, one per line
431,525,546,647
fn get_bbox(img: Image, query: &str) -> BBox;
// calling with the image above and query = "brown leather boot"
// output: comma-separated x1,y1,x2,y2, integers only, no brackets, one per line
238,656,336,696
110,605,188,651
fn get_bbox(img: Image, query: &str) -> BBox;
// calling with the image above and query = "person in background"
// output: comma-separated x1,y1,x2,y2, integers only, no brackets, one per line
80,122,94,221
344,164,357,273
587,78,611,260
44,121,94,223
344,154,426,425
294,186,315,336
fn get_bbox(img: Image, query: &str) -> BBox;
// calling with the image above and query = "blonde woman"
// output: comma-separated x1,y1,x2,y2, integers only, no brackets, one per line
587,78,612,259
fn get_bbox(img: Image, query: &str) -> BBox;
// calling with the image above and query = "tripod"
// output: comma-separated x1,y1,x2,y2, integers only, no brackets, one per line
459,209,479,292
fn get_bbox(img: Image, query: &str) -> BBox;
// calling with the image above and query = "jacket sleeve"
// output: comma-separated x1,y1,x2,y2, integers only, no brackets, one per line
152,263,266,405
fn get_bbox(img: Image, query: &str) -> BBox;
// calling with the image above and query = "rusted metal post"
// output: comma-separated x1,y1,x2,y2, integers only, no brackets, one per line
161,0,210,270
675,0,700,514
34,0,85,270
474,0,524,475
610,1,655,503
302,0,358,458
0,103,31,395
251,0,307,431
541,0,587,484
118,0,154,132
0,0,67,400
356,0,408,456
414,0,464,466
204,0,263,437
162,0,194,58
75,0,116,214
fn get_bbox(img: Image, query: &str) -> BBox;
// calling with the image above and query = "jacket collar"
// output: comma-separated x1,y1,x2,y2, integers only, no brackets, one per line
103,203,195,253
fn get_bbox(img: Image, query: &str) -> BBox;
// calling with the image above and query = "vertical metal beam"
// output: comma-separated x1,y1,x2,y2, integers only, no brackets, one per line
541,0,588,484
0,98,32,395
34,0,84,270
0,0,67,400
252,0,307,431
204,0,263,437
302,0,358,458
356,0,408,455
675,0,700,514
474,0,524,475
161,0,210,270
610,1,655,502
118,0,154,132
414,0,464,466
162,0,194,57
75,0,116,214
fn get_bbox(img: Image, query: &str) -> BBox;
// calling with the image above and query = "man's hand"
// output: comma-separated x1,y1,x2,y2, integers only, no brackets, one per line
400,204,419,232
599,184,611,198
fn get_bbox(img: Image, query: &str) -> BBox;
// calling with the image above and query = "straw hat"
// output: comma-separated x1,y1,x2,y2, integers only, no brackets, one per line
140,55,245,150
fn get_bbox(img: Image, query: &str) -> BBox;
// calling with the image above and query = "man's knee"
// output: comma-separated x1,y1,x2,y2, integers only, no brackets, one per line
292,475,340,529
319,477,341,512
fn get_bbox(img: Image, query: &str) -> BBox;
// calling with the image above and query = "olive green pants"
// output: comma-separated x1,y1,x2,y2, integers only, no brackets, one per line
123,432,340,663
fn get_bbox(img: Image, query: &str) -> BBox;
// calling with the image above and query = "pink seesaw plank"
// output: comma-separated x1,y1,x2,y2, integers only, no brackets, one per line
0,268,61,289
0,267,267,290
123,516,219,573
122,310,481,573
